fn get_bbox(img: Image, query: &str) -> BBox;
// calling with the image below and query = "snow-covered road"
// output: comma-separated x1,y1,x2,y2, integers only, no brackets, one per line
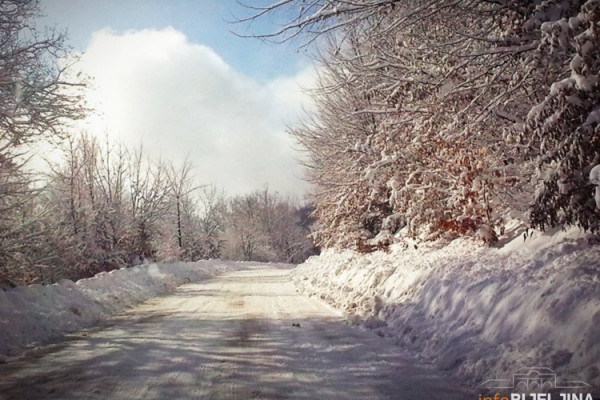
0,266,470,399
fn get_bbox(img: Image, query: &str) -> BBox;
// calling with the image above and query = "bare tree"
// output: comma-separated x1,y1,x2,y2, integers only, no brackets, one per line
234,0,401,45
94,135,129,252
0,0,86,286
128,146,170,259
0,0,86,140
166,155,199,256
224,187,316,262
226,193,263,260
195,185,227,259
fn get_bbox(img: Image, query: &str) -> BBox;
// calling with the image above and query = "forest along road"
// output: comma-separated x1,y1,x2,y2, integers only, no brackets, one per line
0,266,471,400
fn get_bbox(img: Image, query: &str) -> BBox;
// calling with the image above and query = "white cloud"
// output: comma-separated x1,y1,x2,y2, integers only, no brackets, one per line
78,27,315,198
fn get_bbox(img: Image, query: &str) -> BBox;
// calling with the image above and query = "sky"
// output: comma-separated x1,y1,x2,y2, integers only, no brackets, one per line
38,0,316,198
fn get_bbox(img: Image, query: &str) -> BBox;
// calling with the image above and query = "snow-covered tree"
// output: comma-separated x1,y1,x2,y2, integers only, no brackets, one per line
224,188,315,262
0,0,86,285
522,0,600,232
127,146,171,260
182,185,227,260
45,135,134,278
166,156,199,258
241,0,600,248
275,1,541,247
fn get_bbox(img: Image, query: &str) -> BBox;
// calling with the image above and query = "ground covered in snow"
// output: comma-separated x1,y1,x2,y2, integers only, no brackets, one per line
0,260,249,359
0,268,470,399
2,226,599,395
291,224,600,392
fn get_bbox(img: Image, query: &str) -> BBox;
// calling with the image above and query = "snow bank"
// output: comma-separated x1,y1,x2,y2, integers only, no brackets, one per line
0,260,246,359
291,225,600,391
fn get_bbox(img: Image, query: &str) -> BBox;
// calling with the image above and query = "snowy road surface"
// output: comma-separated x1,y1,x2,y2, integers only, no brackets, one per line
0,266,471,399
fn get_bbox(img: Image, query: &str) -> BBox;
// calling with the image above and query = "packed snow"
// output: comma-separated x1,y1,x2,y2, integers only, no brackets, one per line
291,223,600,392
0,260,250,360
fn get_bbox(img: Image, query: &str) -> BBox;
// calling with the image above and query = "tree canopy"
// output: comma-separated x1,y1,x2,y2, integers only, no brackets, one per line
239,0,600,249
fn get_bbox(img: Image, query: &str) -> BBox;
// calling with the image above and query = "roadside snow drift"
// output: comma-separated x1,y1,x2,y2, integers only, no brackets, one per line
0,260,244,359
291,225,600,391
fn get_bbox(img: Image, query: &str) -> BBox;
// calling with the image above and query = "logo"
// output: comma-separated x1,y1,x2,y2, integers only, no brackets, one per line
480,367,591,391
478,367,595,400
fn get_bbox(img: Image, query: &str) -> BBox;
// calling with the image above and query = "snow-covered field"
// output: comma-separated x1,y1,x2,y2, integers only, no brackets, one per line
0,260,247,360
291,223,600,392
